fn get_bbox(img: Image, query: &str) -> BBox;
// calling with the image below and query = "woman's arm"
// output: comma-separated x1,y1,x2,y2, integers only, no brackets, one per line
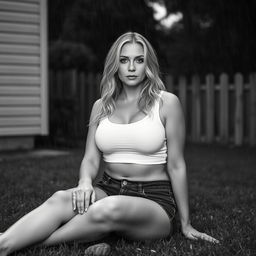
73,99,102,214
79,99,102,184
162,92,219,243
162,93,189,228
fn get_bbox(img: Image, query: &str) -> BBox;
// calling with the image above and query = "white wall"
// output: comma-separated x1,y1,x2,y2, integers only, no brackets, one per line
0,0,48,138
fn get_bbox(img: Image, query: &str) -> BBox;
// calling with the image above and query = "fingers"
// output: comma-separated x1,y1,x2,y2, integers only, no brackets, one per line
200,233,219,243
192,232,219,244
72,189,85,214
84,189,92,212
91,190,96,204
76,189,85,214
186,232,198,240
72,190,76,211
72,188,95,215
183,225,219,244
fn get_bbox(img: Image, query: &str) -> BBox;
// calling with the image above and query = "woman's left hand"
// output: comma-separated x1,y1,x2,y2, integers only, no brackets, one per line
182,224,219,243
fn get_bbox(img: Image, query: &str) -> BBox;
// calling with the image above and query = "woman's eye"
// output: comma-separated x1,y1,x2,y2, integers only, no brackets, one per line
120,58,128,63
136,58,144,63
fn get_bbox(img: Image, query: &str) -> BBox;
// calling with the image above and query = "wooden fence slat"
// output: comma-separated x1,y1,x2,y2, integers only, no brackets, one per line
178,76,186,117
55,70,62,98
249,73,256,146
96,73,101,98
69,69,78,135
49,70,54,99
87,73,95,112
220,73,229,143
206,74,215,143
47,70,256,146
191,75,201,142
70,69,77,97
234,73,243,145
79,72,86,134
165,75,174,93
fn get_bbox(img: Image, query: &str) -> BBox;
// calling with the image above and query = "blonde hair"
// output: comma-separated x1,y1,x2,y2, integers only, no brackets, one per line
90,32,166,125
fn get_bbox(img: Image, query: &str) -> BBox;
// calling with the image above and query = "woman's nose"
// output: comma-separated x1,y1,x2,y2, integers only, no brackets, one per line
128,61,135,71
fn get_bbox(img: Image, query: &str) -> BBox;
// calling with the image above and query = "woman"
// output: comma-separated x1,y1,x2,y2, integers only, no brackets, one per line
0,32,218,256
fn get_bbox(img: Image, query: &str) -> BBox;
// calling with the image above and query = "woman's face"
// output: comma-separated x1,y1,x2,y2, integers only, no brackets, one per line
118,42,146,87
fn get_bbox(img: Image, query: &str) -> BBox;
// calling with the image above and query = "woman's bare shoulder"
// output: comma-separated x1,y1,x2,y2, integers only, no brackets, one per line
161,91,181,111
91,98,102,112
89,99,103,122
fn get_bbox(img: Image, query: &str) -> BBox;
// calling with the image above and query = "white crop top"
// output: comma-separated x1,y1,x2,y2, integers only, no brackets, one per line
95,91,167,164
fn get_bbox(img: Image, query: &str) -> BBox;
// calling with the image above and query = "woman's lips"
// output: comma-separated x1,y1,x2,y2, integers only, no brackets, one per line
126,75,138,80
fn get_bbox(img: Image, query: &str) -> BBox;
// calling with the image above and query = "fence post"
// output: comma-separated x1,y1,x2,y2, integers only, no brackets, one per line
220,73,229,144
249,73,256,146
234,73,243,146
206,74,215,143
87,72,95,112
178,76,187,117
70,69,77,97
79,71,86,135
191,75,201,142
96,73,101,98
56,70,63,98
49,70,54,99
69,69,78,136
166,75,174,93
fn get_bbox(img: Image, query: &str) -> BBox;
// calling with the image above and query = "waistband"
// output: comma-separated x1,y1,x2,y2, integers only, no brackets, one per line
102,172,172,189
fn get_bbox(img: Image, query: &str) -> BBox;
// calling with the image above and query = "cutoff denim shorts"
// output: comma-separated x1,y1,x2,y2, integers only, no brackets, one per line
95,172,177,228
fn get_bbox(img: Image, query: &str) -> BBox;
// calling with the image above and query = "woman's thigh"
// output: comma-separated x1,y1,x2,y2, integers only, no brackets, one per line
90,195,172,240
50,186,108,212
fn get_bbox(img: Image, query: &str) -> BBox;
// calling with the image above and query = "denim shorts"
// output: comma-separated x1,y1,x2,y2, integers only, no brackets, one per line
95,172,177,228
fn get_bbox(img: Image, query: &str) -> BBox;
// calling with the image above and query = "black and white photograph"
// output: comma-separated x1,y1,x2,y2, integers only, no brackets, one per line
0,0,255,255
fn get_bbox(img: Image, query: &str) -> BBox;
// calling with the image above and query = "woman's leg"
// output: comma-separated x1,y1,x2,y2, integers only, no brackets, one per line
43,194,172,246
0,187,108,255
1,191,171,255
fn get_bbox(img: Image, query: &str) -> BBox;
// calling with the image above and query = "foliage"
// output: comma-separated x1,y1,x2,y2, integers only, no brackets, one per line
49,0,158,72
49,40,96,70
48,0,256,76
156,0,256,76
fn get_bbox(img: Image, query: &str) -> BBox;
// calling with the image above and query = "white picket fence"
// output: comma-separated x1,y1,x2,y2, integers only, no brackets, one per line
50,70,256,146
164,73,256,145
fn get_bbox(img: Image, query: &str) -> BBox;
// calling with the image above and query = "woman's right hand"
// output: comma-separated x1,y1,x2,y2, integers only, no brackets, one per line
72,181,96,214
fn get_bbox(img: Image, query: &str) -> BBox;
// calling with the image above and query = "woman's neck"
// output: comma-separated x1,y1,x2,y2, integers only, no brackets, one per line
119,85,142,102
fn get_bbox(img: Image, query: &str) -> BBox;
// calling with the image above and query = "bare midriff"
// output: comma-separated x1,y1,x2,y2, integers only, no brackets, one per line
104,162,169,182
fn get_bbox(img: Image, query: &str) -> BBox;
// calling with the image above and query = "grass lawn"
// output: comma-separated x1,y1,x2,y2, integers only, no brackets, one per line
0,144,255,256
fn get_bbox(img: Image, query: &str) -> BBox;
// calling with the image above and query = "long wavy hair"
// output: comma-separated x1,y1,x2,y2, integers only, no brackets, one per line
90,32,166,125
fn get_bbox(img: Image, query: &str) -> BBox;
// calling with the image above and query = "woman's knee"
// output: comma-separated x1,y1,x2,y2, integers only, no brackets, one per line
47,190,71,205
89,197,124,226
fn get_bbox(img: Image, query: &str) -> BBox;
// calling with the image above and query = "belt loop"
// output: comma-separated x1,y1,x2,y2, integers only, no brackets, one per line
138,183,143,193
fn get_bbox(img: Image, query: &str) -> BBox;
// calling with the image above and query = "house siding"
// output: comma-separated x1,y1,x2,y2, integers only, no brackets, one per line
0,0,48,138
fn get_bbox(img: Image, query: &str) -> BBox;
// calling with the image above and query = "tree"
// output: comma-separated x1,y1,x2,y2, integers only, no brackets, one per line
49,0,158,72
155,0,256,76
48,0,256,76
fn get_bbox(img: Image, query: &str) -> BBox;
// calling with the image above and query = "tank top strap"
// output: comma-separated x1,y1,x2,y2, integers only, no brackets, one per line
151,91,163,124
